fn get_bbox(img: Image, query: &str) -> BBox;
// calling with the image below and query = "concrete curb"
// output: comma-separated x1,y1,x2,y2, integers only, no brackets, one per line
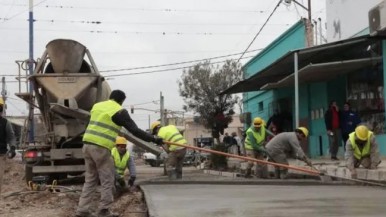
227,158,386,181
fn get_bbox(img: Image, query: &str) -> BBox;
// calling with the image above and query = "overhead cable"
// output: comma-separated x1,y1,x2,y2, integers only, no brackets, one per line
237,0,283,63
100,49,262,73
104,55,254,78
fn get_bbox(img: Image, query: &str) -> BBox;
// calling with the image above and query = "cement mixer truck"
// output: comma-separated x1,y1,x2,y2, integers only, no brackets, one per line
17,39,162,183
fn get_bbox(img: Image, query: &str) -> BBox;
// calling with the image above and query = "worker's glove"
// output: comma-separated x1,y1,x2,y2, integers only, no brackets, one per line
303,157,313,167
154,136,164,146
116,177,125,187
7,146,16,159
256,147,268,156
128,176,136,187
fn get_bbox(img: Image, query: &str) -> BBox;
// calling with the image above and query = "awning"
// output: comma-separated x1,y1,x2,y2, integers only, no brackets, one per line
221,35,384,95
261,57,382,90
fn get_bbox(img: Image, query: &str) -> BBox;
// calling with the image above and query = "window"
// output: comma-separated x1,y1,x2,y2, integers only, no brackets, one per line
258,101,264,112
347,65,384,134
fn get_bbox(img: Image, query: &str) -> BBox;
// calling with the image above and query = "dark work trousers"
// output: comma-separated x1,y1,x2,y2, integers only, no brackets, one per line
341,132,349,151
328,128,341,158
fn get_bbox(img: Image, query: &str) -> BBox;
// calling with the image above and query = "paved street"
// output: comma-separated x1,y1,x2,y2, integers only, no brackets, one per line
142,184,386,217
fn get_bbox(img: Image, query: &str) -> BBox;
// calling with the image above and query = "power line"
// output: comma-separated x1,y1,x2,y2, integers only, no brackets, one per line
0,27,265,36
0,51,259,78
100,49,262,73
16,18,292,27
104,55,254,78
237,0,283,63
0,0,48,23
0,51,258,78
0,3,268,14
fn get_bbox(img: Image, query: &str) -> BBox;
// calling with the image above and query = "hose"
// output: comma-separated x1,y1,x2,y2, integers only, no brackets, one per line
164,141,386,187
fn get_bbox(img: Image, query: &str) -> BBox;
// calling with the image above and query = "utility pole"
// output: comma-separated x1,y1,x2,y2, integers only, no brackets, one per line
28,0,35,143
287,0,313,47
1,77,7,116
160,92,165,125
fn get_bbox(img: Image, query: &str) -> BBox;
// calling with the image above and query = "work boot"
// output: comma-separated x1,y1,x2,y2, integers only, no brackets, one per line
97,209,119,217
255,166,268,179
279,170,288,180
244,169,252,178
274,169,280,179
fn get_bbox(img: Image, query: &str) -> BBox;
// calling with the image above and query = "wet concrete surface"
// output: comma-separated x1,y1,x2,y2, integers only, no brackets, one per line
142,184,386,217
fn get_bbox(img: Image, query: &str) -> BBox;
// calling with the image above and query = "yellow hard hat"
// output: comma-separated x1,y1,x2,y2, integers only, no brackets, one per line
0,97,4,105
115,136,127,145
253,117,264,127
296,127,309,137
355,125,369,141
150,121,161,133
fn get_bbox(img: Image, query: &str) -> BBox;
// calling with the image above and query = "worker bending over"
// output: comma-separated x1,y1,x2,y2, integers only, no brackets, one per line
244,117,274,178
265,127,312,179
151,121,187,180
112,136,136,195
345,125,381,179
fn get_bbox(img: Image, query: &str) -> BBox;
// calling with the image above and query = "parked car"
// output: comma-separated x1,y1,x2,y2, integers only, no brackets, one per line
143,151,168,167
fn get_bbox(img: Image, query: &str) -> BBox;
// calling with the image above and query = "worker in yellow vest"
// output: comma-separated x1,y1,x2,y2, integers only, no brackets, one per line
76,90,163,217
151,121,187,180
244,117,274,178
112,136,136,194
345,125,381,179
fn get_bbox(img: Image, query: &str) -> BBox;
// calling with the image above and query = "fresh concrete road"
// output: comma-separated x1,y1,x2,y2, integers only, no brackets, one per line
142,184,386,217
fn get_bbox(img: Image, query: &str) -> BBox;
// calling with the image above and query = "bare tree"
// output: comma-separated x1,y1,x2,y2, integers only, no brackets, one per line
178,60,242,143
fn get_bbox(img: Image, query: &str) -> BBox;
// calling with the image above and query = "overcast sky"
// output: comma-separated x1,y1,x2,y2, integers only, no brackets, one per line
0,0,326,129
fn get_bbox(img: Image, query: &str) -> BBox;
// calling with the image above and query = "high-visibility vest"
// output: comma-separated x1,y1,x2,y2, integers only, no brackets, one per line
158,125,187,151
244,126,266,150
349,131,372,160
111,147,130,177
83,100,122,150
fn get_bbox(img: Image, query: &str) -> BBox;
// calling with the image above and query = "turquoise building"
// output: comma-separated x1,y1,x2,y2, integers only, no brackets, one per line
223,19,386,158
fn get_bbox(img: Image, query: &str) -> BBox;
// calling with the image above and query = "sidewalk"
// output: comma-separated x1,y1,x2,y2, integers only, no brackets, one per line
223,157,386,181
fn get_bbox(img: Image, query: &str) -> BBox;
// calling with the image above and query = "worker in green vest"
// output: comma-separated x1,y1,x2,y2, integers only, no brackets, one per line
345,125,381,179
151,121,187,180
244,117,274,178
112,136,136,195
76,90,163,217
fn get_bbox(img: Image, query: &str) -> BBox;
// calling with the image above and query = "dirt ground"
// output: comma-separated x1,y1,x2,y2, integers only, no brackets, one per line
0,159,149,217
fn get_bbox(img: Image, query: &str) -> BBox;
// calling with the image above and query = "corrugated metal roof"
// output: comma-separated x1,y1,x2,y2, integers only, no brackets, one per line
221,35,385,95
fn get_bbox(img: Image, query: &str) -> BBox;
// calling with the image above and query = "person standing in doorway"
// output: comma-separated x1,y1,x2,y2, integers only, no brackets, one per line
340,102,361,149
324,100,341,161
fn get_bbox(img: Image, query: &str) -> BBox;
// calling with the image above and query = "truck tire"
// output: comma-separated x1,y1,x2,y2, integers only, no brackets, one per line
25,165,33,184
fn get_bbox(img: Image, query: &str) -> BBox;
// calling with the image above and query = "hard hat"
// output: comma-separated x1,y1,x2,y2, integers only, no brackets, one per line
253,117,263,127
115,136,127,145
355,125,369,141
150,121,161,132
0,97,4,105
296,127,309,137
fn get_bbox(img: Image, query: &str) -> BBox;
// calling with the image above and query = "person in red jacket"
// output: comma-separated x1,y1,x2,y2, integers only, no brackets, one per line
324,101,341,161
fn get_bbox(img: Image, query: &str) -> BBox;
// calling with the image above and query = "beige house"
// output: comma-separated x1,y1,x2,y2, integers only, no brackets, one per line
179,114,244,146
